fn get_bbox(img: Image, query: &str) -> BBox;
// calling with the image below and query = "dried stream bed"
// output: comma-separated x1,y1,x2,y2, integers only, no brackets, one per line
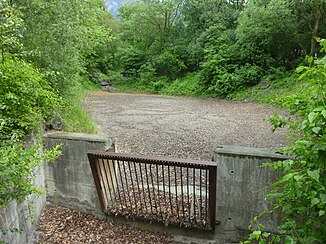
37,92,289,243
85,92,288,160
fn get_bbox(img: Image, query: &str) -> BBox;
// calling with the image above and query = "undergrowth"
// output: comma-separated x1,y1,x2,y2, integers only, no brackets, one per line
60,78,98,134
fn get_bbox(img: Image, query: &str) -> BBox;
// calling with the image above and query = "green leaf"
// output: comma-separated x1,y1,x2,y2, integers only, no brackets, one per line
250,231,261,240
308,112,318,123
311,198,320,206
319,210,325,216
284,235,295,244
313,106,325,112
296,66,308,73
312,127,321,134
262,232,270,237
320,194,326,204
281,173,295,182
308,170,320,182
322,110,326,118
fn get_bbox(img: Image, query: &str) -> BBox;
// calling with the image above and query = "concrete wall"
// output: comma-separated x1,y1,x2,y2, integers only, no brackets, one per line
28,135,286,243
43,132,115,217
212,145,288,242
0,165,45,244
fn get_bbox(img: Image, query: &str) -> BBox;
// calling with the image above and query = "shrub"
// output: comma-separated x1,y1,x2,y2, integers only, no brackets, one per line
244,39,326,244
0,56,60,140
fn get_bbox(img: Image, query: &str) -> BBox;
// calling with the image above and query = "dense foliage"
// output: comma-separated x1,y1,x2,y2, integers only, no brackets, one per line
0,0,113,213
108,0,325,97
243,40,326,243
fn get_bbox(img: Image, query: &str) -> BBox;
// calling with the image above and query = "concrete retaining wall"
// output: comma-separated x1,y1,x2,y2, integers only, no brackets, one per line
212,145,288,241
3,133,284,243
0,165,45,244
43,132,116,217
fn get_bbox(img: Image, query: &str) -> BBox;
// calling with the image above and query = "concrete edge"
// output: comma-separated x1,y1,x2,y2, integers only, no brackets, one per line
214,145,290,160
43,132,113,143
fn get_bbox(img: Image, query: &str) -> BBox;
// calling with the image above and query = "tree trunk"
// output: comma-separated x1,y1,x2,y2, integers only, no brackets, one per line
310,5,321,56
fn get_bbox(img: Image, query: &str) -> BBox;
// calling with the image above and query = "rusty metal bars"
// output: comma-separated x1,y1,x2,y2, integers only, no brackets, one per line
87,151,217,230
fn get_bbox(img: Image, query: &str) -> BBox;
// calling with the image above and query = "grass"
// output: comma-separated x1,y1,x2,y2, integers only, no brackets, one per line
60,78,98,134
112,72,204,97
229,71,302,108
109,69,305,114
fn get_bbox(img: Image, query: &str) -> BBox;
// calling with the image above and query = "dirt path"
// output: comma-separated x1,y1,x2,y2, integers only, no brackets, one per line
85,92,288,160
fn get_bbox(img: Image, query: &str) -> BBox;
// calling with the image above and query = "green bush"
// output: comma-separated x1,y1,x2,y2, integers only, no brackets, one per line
0,56,62,210
244,40,326,244
161,72,202,96
0,57,60,140
0,140,61,208
201,64,263,97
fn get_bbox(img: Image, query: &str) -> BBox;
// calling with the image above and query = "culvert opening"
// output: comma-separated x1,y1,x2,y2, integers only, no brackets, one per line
87,150,217,230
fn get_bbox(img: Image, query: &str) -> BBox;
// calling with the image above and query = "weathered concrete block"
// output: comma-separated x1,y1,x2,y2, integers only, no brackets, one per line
43,132,116,217
213,145,288,238
0,166,46,244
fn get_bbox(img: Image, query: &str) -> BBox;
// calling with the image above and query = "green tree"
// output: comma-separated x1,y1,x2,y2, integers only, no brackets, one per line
14,0,113,92
117,0,185,78
236,0,326,68
0,0,24,60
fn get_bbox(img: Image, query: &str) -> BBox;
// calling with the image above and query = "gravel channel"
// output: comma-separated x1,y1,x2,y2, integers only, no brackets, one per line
85,92,288,160
37,92,289,243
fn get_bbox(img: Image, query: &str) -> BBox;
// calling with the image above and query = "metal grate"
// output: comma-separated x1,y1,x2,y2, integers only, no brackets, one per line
87,150,217,230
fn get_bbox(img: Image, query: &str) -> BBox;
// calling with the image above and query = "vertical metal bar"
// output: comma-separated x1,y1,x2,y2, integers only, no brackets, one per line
193,168,196,224
168,165,173,217
112,159,122,204
117,159,127,208
102,158,113,204
205,168,208,225
133,161,143,214
200,168,203,225
156,164,162,219
139,163,148,214
209,166,217,230
107,159,117,201
162,164,167,215
122,159,131,208
98,158,109,207
174,165,179,221
187,167,190,223
149,164,158,214
88,155,105,212
128,160,137,213
145,163,153,214
180,167,185,222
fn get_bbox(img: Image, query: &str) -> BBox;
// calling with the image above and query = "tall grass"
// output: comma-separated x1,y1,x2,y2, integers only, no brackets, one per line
61,78,98,134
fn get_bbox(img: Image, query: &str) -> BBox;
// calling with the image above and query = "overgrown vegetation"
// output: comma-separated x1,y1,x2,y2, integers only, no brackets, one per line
0,0,113,216
1,0,325,242
107,0,325,99
243,40,326,243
